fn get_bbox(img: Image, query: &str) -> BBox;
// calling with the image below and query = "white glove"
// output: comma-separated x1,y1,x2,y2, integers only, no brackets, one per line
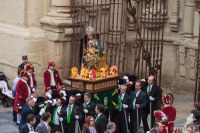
83,109,88,114
52,99,57,106
45,100,52,104
62,97,66,101
122,104,128,109
149,96,154,101
39,108,45,115
33,98,37,102
32,88,36,92
60,90,67,97
45,92,52,99
74,115,79,120
48,90,52,94
18,106,22,110
59,117,63,122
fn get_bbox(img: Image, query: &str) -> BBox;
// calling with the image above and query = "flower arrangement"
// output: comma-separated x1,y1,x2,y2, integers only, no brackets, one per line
110,65,118,75
70,66,78,78
89,69,97,79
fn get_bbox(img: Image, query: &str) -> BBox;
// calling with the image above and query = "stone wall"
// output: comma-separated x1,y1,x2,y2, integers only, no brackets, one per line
0,0,199,96
0,0,51,95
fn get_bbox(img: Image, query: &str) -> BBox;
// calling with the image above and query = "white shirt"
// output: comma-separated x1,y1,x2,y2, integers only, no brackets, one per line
97,113,102,118
28,72,33,88
86,100,90,105
48,69,55,86
121,93,125,100
54,106,61,125
27,123,34,131
12,76,20,93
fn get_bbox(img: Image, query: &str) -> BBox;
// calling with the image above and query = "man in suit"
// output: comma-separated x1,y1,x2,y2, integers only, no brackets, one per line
114,83,131,133
36,112,52,133
104,122,116,133
148,122,164,133
95,104,107,133
80,92,96,128
20,114,36,133
25,63,37,93
19,96,44,129
51,98,66,133
142,75,161,132
83,92,96,117
130,80,148,133
43,61,65,98
64,95,82,133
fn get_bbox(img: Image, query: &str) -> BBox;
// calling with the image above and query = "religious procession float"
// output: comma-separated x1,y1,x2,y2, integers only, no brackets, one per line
67,26,120,111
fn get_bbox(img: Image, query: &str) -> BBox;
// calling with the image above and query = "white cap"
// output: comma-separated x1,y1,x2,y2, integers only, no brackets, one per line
76,93,81,96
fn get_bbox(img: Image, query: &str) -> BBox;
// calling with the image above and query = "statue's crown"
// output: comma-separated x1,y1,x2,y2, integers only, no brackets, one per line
86,26,94,34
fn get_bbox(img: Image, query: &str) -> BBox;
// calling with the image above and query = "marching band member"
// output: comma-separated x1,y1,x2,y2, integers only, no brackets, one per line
43,61,65,98
13,70,31,125
161,93,176,133
18,55,28,76
25,63,37,93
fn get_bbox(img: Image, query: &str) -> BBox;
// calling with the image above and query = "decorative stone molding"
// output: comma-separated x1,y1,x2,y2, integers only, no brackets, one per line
183,0,195,38
40,0,73,77
169,0,180,32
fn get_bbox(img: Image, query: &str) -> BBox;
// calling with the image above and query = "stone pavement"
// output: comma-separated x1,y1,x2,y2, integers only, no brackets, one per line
0,91,194,133
0,103,18,133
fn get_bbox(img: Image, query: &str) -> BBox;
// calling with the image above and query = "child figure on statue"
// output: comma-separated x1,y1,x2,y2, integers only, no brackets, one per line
82,26,105,72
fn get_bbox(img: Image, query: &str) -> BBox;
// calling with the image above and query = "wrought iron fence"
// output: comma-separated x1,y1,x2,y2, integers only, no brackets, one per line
70,0,167,86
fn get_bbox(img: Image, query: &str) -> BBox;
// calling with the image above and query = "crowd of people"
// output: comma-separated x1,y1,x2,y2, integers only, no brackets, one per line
10,55,179,133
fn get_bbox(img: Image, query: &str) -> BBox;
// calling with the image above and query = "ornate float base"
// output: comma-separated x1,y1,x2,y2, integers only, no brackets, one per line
67,75,120,93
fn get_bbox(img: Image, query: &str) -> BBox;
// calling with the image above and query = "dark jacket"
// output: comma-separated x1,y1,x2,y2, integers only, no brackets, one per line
95,113,107,133
19,104,41,128
63,104,82,133
82,100,96,117
35,121,49,133
142,84,161,110
130,90,148,110
20,123,35,133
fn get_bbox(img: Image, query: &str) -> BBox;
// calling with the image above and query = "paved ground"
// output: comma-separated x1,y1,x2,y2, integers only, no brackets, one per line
0,90,194,133
0,104,18,133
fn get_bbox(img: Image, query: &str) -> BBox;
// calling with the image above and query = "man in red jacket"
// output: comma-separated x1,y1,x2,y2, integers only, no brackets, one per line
25,63,37,93
13,70,31,125
43,61,64,98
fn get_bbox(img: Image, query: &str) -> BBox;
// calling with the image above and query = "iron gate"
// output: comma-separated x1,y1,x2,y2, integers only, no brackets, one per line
70,0,167,86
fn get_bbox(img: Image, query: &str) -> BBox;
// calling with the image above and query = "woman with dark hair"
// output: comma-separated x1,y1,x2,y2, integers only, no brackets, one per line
82,116,97,133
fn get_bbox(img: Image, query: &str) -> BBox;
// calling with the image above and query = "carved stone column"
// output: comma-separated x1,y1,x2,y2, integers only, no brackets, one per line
169,0,179,32
40,0,73,77
183,0,195,38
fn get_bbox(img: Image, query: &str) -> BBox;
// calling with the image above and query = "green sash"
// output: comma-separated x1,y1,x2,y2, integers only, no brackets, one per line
67,105,72,124
133,90,140,109
118,95,122,112
147,85,151,95
52,106,58,123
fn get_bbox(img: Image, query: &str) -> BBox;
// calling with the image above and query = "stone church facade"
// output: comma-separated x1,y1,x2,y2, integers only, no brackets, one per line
0,0,198,95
